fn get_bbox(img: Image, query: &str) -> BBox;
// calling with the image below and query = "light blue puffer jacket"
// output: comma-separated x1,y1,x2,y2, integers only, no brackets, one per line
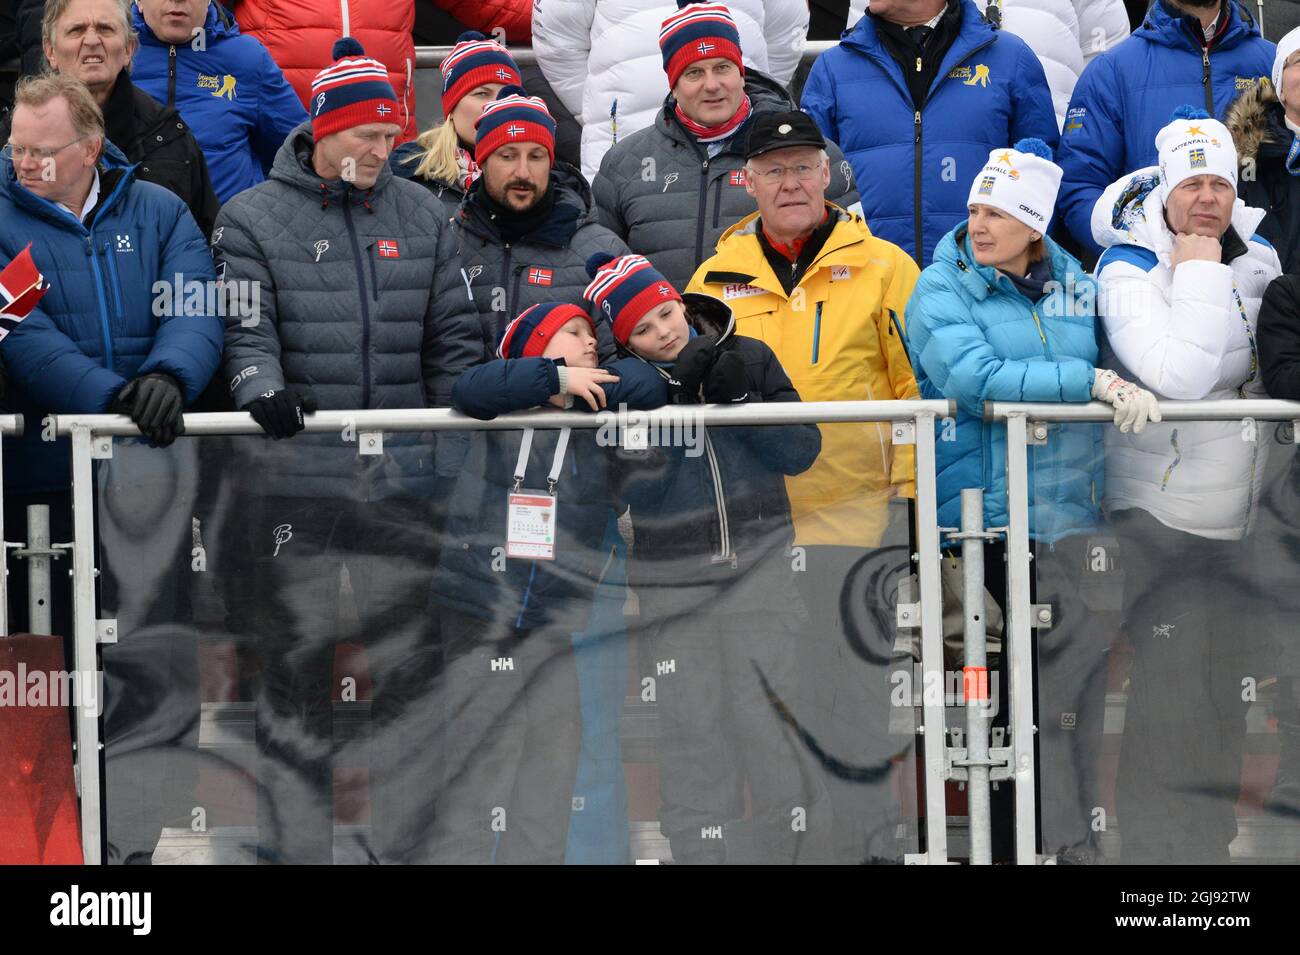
905,221,1104,541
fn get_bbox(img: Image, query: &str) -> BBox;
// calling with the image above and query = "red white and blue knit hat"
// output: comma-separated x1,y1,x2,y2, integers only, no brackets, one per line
498,303,595,359
310,37,399,140
584,253,683,346
439,31,522,117
659,2,744,89
474,85,557,164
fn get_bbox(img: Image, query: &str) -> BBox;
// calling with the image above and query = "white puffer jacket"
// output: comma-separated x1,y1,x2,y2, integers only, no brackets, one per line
1091,167,1281,540
971,0,1129,129
533,0,810,182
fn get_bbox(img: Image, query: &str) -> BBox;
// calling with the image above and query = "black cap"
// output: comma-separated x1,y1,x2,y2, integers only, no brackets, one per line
744,111,826,160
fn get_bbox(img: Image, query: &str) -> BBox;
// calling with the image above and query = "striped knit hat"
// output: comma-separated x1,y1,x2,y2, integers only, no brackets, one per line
474,86,557,164
584,253,682,346
439,31,522,118
659,2,744,89
310,38,399,140
498,303,595,359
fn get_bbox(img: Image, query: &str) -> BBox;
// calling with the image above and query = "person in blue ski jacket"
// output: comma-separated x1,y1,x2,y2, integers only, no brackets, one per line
1055,0,1275,259
905,137,1158,862
800,0,1058,266
428,301,666,864
130,0,307,202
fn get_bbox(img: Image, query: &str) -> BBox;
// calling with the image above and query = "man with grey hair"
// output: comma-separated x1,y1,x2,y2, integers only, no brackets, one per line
1,0,219,235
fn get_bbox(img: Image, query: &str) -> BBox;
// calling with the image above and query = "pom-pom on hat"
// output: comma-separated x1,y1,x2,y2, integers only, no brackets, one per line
584,253,683,346
1155,105,1237,201
498,303,595,359
659,2,744,89
310,37,399,140
439,31,522,118
474,85,557,165
966,137,1063,233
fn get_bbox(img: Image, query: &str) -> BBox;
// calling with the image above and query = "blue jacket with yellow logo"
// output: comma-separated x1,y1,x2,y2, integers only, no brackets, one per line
130,1,307,204
1056,0,1275,258
800,0,1058,266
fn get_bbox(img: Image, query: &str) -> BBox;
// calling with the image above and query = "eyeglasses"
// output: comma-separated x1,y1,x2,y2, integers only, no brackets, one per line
749,162,822,185
2,137,86,163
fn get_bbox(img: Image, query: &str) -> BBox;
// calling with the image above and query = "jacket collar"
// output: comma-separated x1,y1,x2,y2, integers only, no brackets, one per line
133,1,239,47
937,221,1088,304
1138,0,1257,52
0,138,136,230
268,120,392,207
457,161,593,247
841,0,997,89
704,202,874,297
657,70,792,151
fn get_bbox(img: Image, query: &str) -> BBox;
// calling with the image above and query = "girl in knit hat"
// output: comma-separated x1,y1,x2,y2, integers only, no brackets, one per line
426,302,664,863
583,252,834,864
906,137,1152,862
391,31,522,216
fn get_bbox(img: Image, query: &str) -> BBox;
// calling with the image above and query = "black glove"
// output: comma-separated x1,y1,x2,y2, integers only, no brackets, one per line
667,335,717,403
111,373,186,446
703,350,750,403
244,388,318,439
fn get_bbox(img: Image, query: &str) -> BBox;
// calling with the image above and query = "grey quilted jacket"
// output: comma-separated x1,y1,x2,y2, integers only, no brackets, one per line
452,162,629,359
215,121,483,499
591,69,862,288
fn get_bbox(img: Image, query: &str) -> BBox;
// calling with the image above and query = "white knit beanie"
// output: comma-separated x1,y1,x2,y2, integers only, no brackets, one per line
1273,26,1300,101
966,137,1061,233
1155,105,1237,201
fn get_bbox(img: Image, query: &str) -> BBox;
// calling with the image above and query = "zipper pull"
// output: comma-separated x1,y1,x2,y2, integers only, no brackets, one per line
916,56,922,73
914,111,921,143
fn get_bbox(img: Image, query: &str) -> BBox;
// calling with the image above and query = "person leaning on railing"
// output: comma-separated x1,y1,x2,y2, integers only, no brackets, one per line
1090,104,1281,863
905,137,1157,864
390,31,522,220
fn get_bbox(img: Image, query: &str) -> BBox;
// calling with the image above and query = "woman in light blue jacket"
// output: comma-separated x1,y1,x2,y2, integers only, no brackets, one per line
905,137,1157,863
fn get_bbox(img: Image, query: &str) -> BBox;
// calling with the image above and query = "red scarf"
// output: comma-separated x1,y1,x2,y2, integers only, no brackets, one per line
456,146,481,191
673,94,752,144
763,210,829,262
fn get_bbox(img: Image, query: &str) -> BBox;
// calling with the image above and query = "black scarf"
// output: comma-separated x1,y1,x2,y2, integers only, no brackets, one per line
474,179,558,245
102,69,136,157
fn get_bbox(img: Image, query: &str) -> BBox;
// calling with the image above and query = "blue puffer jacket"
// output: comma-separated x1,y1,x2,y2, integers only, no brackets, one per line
130,1,307,204
800,0,1059,266
431,355,667,632
0,143,223,495
905,223,1104,542
1056,0,1274,258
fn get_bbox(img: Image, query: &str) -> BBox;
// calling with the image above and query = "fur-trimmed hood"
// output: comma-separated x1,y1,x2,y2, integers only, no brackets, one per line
1226,77,1288,163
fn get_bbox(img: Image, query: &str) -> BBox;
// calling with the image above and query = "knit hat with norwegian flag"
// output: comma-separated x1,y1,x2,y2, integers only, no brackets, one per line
439,31,522,118
659,2,744,89
310,38,399,141
497,303,595,359
584,253,683,346
474,85,557,165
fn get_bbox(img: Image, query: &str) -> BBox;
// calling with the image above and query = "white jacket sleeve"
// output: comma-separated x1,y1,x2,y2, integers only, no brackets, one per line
533,0,597,119
1098,259,1241,400
760,0,810,87
1073,0,1130,63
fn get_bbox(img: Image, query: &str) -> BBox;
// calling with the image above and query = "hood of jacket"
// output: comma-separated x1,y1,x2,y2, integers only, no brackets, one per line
1134,0,1260,53
933,218,1094,306
0,137,136,228
1091,165,1267,257
619,292,738,382
268,120,394,207
656,68,793,150
1227,77,1289,163
458,160,595,247
132,0,240,46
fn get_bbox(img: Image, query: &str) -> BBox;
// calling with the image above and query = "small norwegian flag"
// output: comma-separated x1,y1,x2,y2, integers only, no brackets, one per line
527,267,553,286
377,239,400,259
0,243,49,342
729,170,747,187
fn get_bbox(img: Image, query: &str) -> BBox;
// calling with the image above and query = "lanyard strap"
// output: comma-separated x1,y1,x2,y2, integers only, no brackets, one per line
513,427,571,494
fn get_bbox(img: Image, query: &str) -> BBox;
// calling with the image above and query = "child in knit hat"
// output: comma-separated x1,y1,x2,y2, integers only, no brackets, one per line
425,302,664,863
582,252,832,864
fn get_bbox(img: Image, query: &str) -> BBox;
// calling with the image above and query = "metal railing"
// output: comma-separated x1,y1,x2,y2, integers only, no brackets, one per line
47,399,954,865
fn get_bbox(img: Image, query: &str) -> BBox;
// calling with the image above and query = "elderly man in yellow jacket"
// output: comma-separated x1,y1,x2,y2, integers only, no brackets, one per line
686,109,920,863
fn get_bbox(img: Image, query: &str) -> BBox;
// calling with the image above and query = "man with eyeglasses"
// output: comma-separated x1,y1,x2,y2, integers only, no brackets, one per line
0,0,221,238
591,1,859,289
686,110,922,862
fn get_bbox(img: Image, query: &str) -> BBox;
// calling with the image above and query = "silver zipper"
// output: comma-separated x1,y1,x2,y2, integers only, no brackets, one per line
702,429,736,566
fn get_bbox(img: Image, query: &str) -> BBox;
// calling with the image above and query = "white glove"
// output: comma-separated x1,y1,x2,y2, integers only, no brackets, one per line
1092,368,1162,434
